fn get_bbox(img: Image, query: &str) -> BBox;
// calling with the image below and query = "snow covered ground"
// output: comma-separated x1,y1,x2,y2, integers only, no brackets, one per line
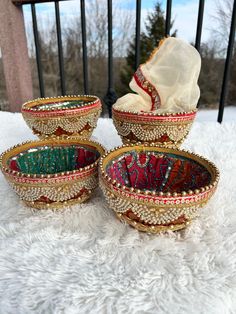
196,106,236,122
0,109,236,313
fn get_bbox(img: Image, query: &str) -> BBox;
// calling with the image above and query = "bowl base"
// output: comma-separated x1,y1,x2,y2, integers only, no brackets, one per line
23,193,91,210
116,213,191,233
112,108,196,149
33,130,94,140
121,137,185,148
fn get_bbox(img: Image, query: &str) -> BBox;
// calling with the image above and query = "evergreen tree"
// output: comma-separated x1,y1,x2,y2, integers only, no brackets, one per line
119,2,177,94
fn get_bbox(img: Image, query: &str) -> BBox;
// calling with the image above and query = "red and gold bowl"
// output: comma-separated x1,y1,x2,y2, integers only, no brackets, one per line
99,144,219,233
0,138,105,209
22,95,102,139
112,108,197,148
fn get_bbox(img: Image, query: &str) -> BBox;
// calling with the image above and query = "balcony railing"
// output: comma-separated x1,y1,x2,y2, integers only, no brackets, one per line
1,0,236,122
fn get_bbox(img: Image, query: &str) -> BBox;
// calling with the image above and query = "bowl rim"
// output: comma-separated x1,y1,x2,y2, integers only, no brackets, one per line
0,138,105,183
21,95,101,116
112,107,197,121
99,144,219,200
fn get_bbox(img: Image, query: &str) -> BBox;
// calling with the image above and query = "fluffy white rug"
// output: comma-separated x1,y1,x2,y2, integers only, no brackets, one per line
0,112,236,314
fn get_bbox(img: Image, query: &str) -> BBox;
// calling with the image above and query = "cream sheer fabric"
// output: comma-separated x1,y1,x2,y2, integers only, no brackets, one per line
114,37,201,113
113,93,150,112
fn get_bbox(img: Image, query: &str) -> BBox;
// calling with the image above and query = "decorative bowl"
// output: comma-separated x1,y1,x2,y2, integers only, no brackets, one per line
0,138,105,209
22,95,102,139
112,107,197,148
99,144,219,233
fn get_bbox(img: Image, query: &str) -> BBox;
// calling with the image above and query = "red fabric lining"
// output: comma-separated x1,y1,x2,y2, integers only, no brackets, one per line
106,151,211,192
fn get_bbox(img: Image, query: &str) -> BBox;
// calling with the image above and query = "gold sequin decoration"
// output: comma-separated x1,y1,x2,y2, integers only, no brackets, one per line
23,109,101,138
9,175,98,203
100,182,202,225
113,117,192,147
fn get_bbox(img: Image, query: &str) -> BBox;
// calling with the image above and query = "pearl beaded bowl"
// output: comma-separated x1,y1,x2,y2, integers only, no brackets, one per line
112,108,197,148
0,138,105,209
99,144,219,233
22,95,102,139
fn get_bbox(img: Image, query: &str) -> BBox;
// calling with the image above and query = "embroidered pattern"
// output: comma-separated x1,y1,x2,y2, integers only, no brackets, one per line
24,109,101,137
133,66,161,110
105,151,211,193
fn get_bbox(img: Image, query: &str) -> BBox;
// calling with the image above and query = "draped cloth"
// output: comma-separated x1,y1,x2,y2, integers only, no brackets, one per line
114,37,201,113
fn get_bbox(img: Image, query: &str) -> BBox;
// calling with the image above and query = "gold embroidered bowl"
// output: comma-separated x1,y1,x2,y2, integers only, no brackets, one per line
22,95,102,139
112,108,197,148
99,144,219,233
0,138,105,209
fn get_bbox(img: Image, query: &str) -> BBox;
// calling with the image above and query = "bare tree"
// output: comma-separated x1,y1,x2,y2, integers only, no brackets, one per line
211,0,234,55
198,40,225,107
197,0,235,108
24,0,134,114
210,0,236,106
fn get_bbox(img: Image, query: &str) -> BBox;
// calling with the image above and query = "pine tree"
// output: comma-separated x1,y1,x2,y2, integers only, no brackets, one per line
119,2,177,94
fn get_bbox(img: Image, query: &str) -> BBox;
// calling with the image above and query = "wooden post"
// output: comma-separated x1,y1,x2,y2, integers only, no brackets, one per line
0,1,33,112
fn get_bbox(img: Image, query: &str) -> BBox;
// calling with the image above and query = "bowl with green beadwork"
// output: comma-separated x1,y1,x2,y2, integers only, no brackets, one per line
0,138,105,209
99,144,219,233
21,95,102,139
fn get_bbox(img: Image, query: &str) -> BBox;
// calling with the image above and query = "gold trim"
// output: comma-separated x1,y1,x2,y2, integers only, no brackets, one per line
22,95,100,111
10,175,98,202
147,37,167,63
117,213,190,233
113,108,197,116
23,108,101,139
100,179,214,208
24,191,91,210
100,178,209,225
112,110,196,147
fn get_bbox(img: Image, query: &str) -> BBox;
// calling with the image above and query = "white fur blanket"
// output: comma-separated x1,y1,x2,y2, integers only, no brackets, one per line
0,112,235,314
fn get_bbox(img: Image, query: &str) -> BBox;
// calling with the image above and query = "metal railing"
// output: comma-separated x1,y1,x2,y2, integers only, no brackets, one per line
13,0,236,122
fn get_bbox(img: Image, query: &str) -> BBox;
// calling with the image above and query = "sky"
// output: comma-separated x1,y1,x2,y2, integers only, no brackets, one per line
22,0,227,48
